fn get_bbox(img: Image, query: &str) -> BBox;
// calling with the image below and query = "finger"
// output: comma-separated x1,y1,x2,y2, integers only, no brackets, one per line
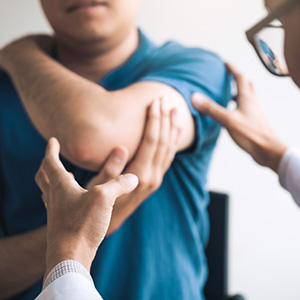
93,174,139,207
35,165,50,195
226,62,252,98
86,146,128,189
162,108,181,171
192,93,230,127
42,193,48,209
153,97,171,167
42,137,69,184
126,99,161,172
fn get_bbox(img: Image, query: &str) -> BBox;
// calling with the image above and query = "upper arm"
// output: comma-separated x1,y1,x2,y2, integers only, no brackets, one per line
71,81,195,171
65,47,232,171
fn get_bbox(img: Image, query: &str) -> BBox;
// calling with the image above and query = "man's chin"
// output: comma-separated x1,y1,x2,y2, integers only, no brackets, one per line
57,29,110,45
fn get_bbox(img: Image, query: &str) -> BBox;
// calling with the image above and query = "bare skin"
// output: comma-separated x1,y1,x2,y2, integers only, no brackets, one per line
35,137,138,276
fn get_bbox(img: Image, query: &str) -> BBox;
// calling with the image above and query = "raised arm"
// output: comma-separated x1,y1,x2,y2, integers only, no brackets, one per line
0,37,195,171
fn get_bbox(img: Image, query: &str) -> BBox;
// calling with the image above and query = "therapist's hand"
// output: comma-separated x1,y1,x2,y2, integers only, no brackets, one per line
35,138,138,277
86,98,181,235
192,63,288,172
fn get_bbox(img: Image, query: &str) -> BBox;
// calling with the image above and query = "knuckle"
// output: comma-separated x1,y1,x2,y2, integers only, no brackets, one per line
43,156,51,170
225,115,236,129
92,185,108,199
145,134,159,145
150,176,162,191
102,167,116,180
138,175,148,187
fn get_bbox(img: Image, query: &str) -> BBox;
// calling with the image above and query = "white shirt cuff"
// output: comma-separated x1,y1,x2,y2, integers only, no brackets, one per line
43,260,93,290
278,147,300,207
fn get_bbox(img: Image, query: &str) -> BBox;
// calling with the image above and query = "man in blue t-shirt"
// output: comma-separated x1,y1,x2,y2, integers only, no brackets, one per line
0,1,231,299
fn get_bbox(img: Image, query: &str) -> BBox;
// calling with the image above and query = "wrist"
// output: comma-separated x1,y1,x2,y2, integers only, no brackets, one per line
0,37,46,73
0,39,32,73
263,138,288,172
45,238,96,277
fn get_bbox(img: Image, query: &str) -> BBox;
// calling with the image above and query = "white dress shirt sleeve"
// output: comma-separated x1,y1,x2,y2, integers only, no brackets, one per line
35,261,103,300
278,147,300,207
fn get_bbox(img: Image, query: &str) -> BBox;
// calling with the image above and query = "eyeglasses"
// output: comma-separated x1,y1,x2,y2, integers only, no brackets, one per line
246,0,300,77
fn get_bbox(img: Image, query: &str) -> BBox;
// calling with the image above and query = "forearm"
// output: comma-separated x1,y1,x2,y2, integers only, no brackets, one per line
2,40,114,170
0,226,47,299
1,39,194,171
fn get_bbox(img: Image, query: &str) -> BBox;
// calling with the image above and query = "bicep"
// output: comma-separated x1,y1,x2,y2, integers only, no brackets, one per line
113,81,195,152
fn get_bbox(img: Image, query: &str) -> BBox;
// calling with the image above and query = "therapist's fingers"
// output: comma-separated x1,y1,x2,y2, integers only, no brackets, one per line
35,166,50,195
226,62,255,104
42,137,70,185
192,93,231,128
86,146,129,190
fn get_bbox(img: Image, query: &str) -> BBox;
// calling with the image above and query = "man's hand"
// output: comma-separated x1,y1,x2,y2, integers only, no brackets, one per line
86,98,181,234
35,137,138,277
192,63,288,172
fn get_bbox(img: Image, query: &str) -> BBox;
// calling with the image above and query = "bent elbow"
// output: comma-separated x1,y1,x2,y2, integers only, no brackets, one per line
64,127,108,171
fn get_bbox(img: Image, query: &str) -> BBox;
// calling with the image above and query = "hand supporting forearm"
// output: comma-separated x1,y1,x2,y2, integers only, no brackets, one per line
0,226,47,299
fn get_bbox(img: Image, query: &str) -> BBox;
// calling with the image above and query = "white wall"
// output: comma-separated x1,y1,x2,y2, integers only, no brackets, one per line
1,1,300,299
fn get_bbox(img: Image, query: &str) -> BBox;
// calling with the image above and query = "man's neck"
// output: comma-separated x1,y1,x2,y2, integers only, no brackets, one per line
55,28,139,82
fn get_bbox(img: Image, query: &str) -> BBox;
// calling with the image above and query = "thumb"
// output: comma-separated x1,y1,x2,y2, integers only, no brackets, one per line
94,174,139,206
192,93,230,127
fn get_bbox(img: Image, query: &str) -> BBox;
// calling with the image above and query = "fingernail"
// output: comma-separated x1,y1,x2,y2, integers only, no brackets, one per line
112,148,126,164
151,99,160,116
192,93,205,107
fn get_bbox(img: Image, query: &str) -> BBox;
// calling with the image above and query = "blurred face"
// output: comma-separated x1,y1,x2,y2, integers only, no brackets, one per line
265,0,300,87
40,0,141,45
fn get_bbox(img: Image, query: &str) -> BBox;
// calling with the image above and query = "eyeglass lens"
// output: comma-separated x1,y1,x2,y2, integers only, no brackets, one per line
253,20,289,76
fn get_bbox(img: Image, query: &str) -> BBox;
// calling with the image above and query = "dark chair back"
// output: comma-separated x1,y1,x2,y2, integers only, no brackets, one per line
204,192,244,300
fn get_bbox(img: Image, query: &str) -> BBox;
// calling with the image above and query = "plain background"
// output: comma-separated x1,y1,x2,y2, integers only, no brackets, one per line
1,0,300,299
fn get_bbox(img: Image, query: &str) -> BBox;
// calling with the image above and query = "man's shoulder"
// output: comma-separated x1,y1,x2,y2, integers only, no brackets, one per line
151,40,224,69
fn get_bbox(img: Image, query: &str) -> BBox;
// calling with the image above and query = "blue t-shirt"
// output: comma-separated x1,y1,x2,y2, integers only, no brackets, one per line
0,30,231,300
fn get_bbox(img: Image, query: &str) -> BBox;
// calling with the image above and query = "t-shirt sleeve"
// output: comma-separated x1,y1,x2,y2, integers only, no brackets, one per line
137,43,232,155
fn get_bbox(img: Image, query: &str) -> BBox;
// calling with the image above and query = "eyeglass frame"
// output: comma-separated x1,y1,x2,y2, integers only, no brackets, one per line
246,0,300,77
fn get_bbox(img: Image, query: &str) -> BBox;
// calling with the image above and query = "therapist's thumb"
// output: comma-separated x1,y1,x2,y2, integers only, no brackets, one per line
93,174,139,207
192,93,229,127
